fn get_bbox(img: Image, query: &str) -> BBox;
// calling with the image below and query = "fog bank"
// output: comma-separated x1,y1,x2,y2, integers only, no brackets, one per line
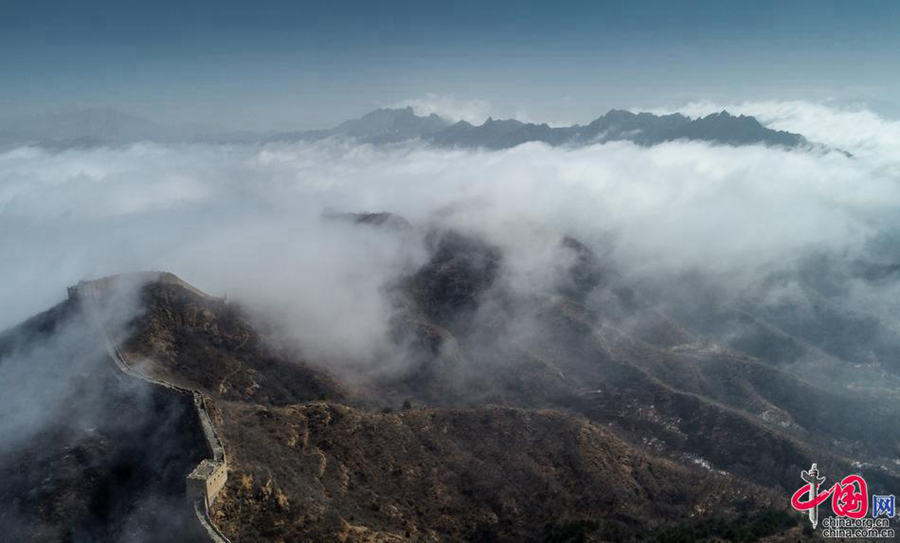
1,101,899,368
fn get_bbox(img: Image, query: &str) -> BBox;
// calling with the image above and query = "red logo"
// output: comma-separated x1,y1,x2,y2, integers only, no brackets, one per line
791,463,868,528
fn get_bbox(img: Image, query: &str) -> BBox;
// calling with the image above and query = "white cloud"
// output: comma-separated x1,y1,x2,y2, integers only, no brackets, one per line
641,100,900,168
1,101,899,371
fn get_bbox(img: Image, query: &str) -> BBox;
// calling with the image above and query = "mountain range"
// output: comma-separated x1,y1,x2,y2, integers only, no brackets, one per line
0,106,807,150
3,213,898,541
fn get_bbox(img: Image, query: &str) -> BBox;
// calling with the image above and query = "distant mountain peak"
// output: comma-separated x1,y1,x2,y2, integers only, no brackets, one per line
4,105,810,151
604,108,637,118
360,106,415,118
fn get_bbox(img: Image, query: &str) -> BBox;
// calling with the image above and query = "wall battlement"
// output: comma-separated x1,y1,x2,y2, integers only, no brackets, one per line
73,281,231,543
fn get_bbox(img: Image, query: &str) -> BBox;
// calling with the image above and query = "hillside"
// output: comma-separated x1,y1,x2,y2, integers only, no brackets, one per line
113,276,790,542
94,218,900,540
0,297,210,542
2,214,898,541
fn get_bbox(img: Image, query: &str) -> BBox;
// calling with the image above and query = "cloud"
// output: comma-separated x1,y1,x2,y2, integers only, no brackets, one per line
642,100,900,166
0,101,899,373
394,93,492,123
0,276,149,454
5,100,898,540
0,275,210,538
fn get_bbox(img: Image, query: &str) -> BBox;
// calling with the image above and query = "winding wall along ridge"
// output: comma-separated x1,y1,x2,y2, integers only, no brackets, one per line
71,280,232,543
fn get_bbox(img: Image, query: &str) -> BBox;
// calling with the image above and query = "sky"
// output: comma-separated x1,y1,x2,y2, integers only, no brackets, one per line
2,0,899,130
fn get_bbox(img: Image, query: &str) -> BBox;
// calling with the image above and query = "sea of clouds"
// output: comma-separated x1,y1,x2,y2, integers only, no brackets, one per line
1,100,899,364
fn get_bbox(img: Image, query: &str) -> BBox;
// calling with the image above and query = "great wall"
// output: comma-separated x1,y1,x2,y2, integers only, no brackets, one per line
69,275,231,543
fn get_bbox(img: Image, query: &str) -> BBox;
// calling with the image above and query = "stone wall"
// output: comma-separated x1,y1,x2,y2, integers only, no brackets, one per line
187,460,228,508
73,280,231,543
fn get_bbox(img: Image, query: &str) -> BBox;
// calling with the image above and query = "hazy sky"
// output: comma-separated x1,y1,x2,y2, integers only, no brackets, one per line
2,0,899,130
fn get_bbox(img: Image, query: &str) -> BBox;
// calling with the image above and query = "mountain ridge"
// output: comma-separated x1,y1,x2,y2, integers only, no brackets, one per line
275,107,807,149
6,206,899,541
1,106,809,150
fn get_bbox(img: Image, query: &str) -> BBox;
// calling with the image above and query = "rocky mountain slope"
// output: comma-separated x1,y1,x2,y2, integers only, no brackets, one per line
2,212,897,541
113,275,791,542
0,296,211,542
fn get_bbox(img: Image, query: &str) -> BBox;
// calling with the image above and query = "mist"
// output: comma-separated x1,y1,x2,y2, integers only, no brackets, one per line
1,101,899,378
3,99,900,541
0,276,208,541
